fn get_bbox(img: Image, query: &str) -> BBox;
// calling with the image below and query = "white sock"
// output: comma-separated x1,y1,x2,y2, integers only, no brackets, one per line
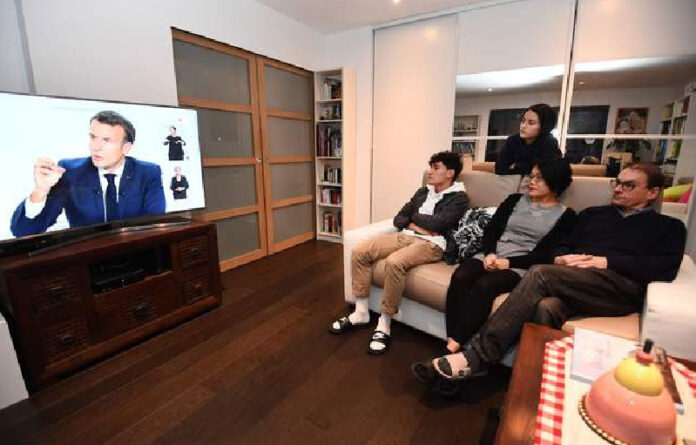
375,313,391,336
347,299,369,325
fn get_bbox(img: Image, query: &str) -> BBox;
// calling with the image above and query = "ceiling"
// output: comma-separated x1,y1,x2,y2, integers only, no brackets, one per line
254,0,489,33
456,54,696,97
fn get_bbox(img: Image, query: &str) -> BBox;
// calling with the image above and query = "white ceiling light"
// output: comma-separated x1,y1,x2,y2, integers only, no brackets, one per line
575,56,668,73
457,65,564,93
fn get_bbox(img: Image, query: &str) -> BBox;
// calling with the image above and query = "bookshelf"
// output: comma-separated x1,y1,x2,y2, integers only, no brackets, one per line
452,115,480,156
314,68,354,243
658,93,695,187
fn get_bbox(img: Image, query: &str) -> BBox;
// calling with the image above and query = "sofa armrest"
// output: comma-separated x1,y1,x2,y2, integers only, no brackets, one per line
343,219,397,302
642,279,696,360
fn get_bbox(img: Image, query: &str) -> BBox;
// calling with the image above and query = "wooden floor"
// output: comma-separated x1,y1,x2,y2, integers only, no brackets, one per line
0,241,510,445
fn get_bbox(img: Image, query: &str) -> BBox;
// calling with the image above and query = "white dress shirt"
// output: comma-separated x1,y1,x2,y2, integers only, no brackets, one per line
24,161,126,222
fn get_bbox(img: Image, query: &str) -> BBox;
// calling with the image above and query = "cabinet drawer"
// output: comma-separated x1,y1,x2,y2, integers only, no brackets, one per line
183,271,211,305
41,319,92,364
95,277,180,339
179,236,209,269
30,270,82,314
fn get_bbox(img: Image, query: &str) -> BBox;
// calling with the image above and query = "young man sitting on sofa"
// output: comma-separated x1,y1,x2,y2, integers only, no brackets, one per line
412,162,686,389
330,151,468,354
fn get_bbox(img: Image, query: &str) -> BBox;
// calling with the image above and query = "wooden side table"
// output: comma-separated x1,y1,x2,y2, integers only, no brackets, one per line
493,323,696,444
494,323,566,445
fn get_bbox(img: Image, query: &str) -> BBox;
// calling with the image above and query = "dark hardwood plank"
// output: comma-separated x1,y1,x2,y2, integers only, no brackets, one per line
0,240,512,445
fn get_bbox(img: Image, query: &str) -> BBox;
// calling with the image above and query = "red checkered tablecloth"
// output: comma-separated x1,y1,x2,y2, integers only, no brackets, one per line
534,336,574,445
533,337,696,445
671,358,696,397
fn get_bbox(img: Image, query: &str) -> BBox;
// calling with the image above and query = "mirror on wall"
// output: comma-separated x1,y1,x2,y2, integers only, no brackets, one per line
453,0,573,163
455,69,564,161
568,0,696,221
566,54,696,184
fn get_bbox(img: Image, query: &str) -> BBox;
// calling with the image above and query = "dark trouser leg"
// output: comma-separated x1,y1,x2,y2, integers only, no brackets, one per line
533,297,573,329
445,259,485,339
468,265,644,367
449,269,521,345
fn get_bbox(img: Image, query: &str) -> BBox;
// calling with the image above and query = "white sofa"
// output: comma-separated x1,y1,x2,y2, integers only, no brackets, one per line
343,170,696,360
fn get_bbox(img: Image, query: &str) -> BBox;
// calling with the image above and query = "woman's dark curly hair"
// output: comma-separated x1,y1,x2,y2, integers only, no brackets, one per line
534,158,572,196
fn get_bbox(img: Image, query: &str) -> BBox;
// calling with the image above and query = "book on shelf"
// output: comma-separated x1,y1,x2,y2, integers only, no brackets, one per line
319,102,342,120
663,104,674,120
316,125,342,157
322,78,342,100
320,188,342,205
680,96,690,114
321,211,342,235
322,166,342,184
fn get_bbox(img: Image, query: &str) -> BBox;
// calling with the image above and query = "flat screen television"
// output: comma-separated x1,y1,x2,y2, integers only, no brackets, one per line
0,91,205,254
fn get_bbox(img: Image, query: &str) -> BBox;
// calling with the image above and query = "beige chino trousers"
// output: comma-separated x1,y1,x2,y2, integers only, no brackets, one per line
351,233,443,315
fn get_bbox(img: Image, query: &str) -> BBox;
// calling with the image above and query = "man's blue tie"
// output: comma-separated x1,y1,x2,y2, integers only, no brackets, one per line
104,173,118,221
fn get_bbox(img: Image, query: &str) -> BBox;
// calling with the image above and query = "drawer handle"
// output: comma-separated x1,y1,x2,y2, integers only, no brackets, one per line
59,334,74,345
193,283,203,296
48,286,66,299
132,303,150,319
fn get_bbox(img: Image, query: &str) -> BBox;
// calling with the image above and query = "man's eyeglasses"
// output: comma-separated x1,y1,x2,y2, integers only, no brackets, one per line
527,173,544,182
610,178,637,192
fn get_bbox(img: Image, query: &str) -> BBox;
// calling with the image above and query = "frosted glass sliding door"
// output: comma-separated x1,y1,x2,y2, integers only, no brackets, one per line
372,15,459,222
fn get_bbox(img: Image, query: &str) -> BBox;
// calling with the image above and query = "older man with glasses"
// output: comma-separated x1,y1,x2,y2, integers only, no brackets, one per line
413,162,686,390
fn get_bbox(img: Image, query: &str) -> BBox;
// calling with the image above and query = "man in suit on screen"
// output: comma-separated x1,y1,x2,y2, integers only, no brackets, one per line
10,110,166,237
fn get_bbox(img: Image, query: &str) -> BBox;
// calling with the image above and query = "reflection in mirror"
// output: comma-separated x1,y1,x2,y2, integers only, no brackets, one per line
454,68,564,165
453,0,572,165
566,54,696,189
566,138,693,223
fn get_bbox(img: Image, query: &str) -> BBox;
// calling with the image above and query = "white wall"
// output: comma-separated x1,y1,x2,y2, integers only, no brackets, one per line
457,0,573,74
20,0,323,105
575,0,696,63
319,27,373,228
372,15,459,223
572,86,682,134
0,0,30,93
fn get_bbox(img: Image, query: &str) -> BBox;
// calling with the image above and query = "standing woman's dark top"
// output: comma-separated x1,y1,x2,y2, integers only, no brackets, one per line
495,103,562,175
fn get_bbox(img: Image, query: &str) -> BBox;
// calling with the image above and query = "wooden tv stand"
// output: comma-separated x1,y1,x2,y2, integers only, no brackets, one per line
0,221,222,392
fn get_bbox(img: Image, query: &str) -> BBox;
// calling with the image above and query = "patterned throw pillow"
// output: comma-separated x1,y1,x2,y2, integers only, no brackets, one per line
452,207,496,259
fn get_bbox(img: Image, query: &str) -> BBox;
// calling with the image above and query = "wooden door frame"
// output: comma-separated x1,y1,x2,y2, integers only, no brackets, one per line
172,29,268,271
255,57,315,254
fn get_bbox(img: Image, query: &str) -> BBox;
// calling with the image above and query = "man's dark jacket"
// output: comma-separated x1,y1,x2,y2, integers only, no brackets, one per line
393,185,469,264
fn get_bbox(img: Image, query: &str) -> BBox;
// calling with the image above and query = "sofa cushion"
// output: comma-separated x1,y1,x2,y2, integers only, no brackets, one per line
559,176,614,211
570,164,606,177
460,171,521,208
372,260,455,311
486,292,639,340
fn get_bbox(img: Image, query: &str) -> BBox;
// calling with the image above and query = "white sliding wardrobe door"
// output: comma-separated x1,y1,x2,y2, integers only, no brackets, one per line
372,15,458,222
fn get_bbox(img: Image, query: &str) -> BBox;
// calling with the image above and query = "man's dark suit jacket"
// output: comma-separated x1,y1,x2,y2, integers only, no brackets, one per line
11,156,166,237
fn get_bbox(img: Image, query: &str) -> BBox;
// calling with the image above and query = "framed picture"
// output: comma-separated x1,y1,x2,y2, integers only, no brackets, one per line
614,107,648,134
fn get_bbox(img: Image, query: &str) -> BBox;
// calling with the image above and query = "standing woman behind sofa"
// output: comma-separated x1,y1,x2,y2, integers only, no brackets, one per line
495,103,562,175
442,158,576,355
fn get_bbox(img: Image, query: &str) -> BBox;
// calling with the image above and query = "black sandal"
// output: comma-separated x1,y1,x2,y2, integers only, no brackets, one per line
367,330,390,355
411,360,438,384
328,316,369,335
432,377,462,397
